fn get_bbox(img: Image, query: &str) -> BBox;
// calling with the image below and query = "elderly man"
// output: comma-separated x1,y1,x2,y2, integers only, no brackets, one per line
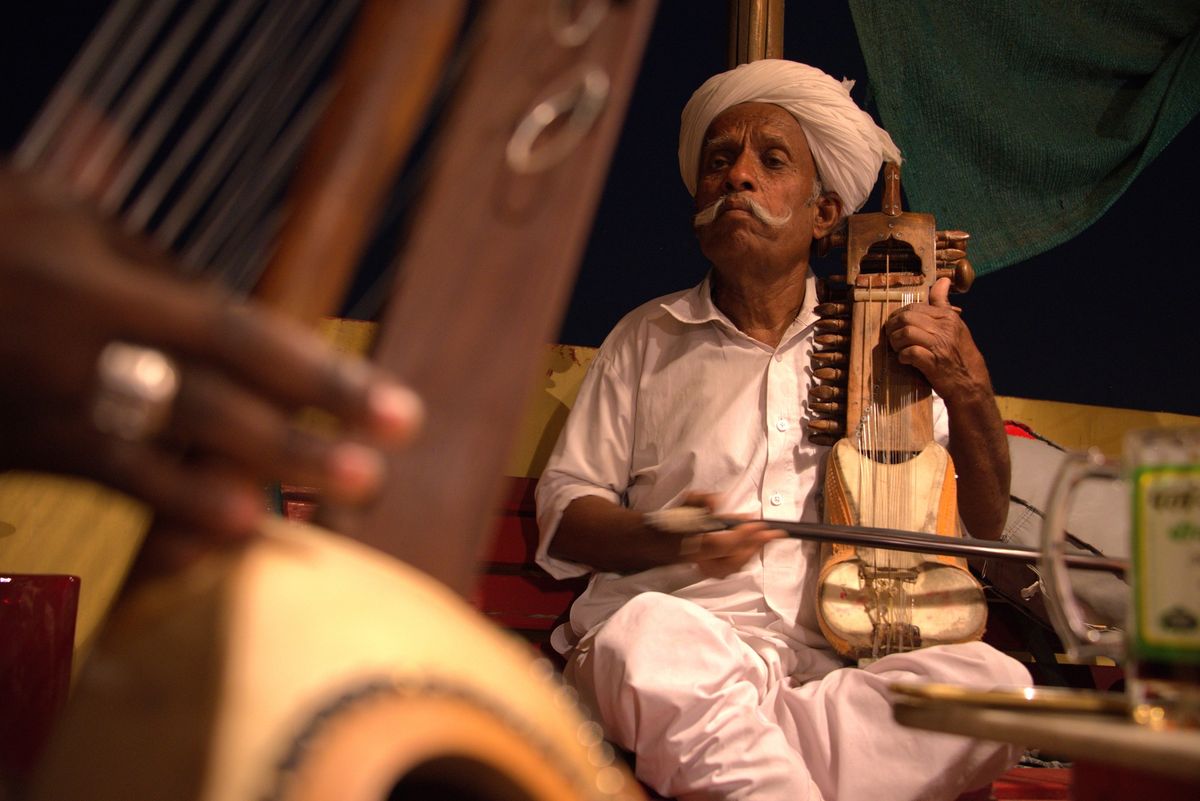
535,61,1028,801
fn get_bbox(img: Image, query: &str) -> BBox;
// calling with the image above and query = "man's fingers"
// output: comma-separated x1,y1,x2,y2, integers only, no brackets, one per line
894,344,935,372
691,523,785,577
94,442,266,538
170,365,387,504
89,257,422,447
207,304,423,444
887,318,941,353
884,282,958,340
929,276,952,307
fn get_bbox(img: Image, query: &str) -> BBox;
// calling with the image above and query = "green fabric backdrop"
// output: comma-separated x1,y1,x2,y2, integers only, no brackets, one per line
849,1,1200,274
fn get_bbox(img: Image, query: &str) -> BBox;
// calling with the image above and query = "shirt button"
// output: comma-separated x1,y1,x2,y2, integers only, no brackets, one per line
775,418,789,432
774,352,783,362
769,493,783,506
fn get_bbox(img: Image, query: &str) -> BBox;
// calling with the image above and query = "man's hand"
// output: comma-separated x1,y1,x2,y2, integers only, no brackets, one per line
0,169,422,542
551,492,784,576
673,493,784,578
883,275,1011,541
883,276,991,405
682,523,783,578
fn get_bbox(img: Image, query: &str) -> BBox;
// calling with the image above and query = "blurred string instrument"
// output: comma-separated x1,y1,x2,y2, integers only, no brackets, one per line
807,162,986,663
8,1,656,799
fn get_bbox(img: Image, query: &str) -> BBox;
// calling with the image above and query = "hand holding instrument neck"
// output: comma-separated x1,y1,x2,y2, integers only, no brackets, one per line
809,162,988,662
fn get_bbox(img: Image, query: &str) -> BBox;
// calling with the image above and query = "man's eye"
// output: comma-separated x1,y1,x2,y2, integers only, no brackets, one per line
707,155,729,170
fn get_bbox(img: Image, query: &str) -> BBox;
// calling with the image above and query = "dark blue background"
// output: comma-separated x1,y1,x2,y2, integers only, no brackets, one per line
6,3,1198,416
564,3,1200,418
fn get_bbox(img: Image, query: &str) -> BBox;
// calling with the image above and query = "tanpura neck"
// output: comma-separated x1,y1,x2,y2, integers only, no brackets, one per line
711,266,807,349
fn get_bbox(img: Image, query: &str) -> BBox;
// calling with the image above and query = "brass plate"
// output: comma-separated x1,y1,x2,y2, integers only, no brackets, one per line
890,681,1129,715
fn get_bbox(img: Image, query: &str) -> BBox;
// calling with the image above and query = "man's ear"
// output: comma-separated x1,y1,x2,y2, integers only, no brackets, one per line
811,192,843,240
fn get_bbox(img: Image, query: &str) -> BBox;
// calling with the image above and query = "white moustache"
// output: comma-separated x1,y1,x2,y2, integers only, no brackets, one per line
692,195,793,229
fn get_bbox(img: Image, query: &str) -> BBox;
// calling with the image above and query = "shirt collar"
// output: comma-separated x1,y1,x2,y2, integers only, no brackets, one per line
659,271,821,344
659,273,723,325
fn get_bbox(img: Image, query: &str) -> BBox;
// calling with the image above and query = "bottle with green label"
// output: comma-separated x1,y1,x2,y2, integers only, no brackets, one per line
1127,427,1200,730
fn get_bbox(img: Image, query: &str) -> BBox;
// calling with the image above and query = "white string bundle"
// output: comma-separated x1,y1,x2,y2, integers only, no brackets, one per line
852,267,923,657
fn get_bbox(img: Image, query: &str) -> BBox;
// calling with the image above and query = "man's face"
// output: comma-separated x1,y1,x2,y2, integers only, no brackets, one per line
694,102,828,271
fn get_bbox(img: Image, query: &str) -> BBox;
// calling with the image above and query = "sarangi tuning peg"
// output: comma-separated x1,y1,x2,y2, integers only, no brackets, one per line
936,257,974,293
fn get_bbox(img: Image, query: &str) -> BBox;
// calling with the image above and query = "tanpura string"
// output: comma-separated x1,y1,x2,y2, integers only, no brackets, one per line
99,0,267,221
121,0,314,231
20,0,362,295
137,0,355,288
15,0,165,177
13,0,144,171
181,87,333,282
160,1,355,254
73,0,229,200
42,1,179,186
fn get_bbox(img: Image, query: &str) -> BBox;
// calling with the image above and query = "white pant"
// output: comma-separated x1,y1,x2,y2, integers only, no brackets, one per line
566,592,1029,801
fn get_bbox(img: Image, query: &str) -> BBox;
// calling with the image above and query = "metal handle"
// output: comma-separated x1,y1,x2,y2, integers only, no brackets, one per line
506,66,610,175
1039,448,1125,661
548,0,610,48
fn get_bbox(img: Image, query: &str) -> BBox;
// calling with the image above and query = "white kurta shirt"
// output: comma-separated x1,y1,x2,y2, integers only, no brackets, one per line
535,273,947,669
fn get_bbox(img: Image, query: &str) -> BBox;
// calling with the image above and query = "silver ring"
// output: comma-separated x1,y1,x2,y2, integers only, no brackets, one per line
91,342,180,442
505,66,610,175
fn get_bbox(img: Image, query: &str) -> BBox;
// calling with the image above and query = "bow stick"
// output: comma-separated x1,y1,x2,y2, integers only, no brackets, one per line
647,508,1128,575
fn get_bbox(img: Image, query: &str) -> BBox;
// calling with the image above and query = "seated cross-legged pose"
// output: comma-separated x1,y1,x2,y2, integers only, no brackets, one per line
535,60,1028,801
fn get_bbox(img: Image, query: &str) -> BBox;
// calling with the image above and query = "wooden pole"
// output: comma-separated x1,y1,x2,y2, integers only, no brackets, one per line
727,0,784,66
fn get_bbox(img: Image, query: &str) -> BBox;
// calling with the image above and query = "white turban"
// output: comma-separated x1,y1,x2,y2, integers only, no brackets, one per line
678,59,901,215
